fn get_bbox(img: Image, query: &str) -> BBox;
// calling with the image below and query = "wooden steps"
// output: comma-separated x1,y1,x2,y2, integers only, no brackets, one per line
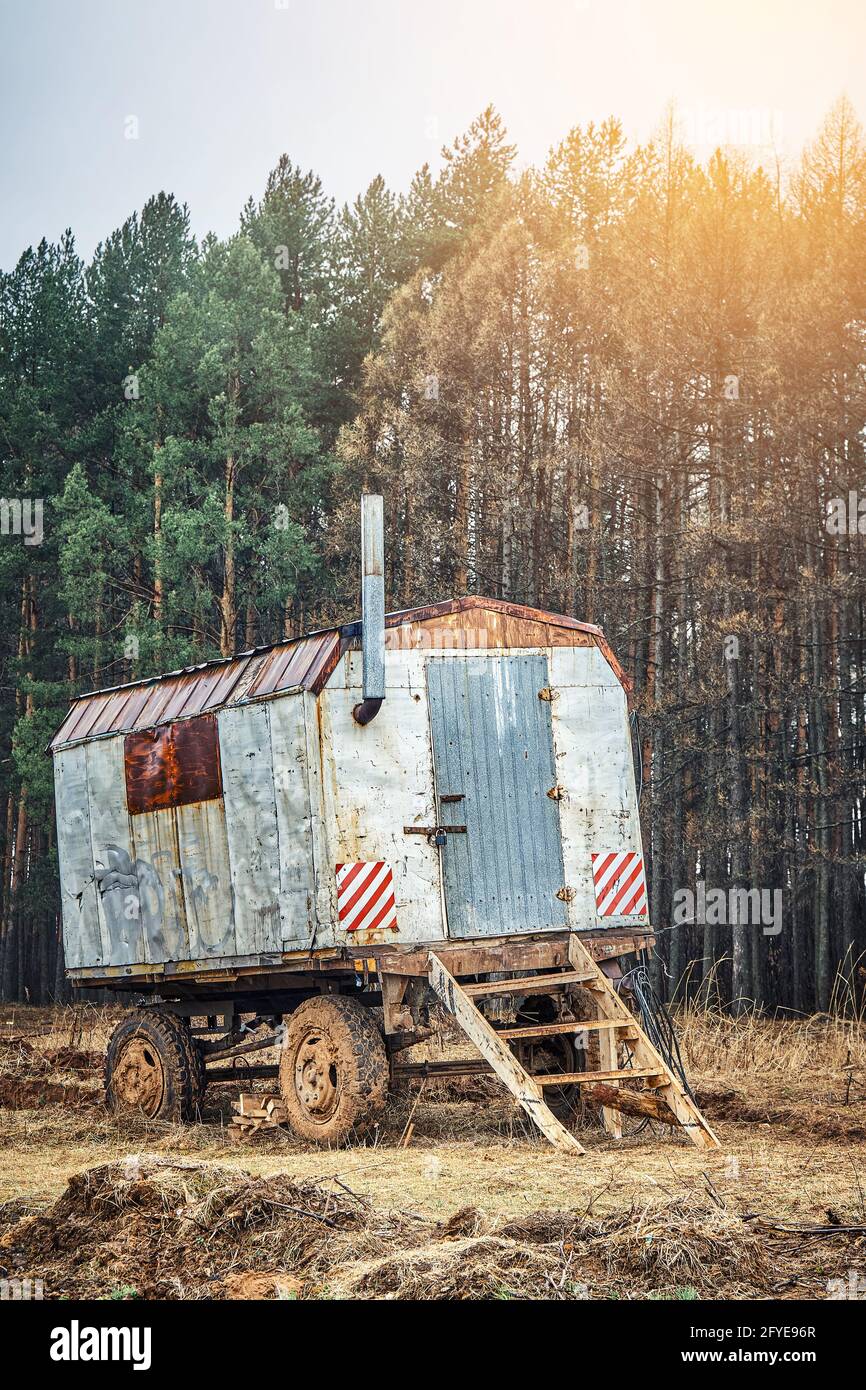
462,970,594,998
427,953,585,1154
427,937,720,1157
498,1018,636,1040
536,1067,663,1086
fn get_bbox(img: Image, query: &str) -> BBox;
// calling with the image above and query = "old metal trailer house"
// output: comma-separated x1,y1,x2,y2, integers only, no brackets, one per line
50,498,717,1154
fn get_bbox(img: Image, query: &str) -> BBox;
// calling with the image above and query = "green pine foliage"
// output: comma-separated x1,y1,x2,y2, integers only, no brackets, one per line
0,103,864,1006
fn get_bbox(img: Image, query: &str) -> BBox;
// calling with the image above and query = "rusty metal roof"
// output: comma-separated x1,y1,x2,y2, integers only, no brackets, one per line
49,597,625,751
49,629,344,751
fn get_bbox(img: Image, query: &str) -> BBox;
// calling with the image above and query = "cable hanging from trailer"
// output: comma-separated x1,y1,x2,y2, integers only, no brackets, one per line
620,963,692,1098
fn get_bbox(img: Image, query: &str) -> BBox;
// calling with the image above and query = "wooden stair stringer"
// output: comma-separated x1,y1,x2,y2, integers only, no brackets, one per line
566,935,720,1151
427,952,585,1155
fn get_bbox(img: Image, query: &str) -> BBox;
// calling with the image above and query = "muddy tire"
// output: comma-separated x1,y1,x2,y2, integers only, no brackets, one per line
105,1009,204,1122
279,995,388,1146
181,1026,207,1115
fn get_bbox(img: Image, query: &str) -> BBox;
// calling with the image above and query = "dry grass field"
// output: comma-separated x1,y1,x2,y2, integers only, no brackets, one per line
1,1000,864,1300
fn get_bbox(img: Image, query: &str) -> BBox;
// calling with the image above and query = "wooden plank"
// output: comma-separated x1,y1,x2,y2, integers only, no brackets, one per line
498,1019,636,1040
380,972,411,1035
537,1068,663,1085
428,953,584,1154
237,1093,268,1117
596,991,624,1139
463,970,594,997
375,937,570,977
374,932,653,978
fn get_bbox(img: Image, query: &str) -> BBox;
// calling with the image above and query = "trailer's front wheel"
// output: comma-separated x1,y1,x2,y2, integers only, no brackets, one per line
279,995,388,1146
105,1010,203,1122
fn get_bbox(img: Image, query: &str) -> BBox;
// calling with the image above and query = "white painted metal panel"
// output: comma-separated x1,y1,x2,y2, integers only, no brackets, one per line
53,744,102,968
269,693,316,946
174,799,234,957
301,690,332,948
550,646,644,929
317,678,444,945
128,807,192,963
85,737,144,965
218,703,282,954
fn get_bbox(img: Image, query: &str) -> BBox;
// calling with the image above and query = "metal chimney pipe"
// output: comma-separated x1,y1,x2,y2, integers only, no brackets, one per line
352,493,385,725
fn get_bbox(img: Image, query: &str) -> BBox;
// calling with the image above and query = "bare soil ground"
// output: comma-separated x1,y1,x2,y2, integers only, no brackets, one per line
1,1002,864,1300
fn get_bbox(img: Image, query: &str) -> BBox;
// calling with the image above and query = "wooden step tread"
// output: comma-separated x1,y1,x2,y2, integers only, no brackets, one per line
536,1067,664,1086
463,970,595,998
499,1019,636,1040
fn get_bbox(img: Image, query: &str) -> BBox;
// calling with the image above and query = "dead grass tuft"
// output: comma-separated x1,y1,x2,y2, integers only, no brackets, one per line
334,1234,564,1299
598,1195,773,1291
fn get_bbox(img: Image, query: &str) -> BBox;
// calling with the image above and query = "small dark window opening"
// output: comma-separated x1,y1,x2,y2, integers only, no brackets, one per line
124,714,223,815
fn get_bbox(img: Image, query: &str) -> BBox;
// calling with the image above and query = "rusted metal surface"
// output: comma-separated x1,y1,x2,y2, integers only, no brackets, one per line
50,630,343,751
51,598,629,753
357,597,632,696
124,715,222,815
52,594,646,982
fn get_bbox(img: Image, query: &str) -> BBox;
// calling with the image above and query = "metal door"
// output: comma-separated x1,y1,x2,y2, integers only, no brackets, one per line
427,654,568,939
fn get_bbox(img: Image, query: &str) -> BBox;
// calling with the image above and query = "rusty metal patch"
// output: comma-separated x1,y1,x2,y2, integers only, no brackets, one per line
51,595,631,754
124,715,222,816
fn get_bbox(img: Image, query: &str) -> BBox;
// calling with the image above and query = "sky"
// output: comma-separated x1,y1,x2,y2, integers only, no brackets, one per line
1,0,865,269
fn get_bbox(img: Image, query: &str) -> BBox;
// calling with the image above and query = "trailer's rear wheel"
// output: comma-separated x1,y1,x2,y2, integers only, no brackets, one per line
515,1032,583,1122
105,1009,203,1122
279,995,388,1146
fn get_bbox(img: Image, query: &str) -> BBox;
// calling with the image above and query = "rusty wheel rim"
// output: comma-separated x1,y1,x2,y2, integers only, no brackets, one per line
293,1030,341,1124
517,1035,580,1116
112,1036,166,1116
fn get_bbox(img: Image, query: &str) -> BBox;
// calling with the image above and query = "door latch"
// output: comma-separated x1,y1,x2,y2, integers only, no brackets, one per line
403,824,467,844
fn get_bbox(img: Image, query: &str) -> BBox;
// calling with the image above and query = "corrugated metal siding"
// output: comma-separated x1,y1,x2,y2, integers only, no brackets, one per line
427,654,568,938
269,695,316,946
128,804,192,963
86,738,143,966
172,799,233,958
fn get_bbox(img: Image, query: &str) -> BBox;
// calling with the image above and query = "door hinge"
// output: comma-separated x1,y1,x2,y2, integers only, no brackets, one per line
556,885,576,903
547,784,566,800
538,686,559,702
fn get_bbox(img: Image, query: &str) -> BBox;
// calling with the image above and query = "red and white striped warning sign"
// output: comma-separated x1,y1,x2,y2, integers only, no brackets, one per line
336,862,398,934
591,850,648,917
